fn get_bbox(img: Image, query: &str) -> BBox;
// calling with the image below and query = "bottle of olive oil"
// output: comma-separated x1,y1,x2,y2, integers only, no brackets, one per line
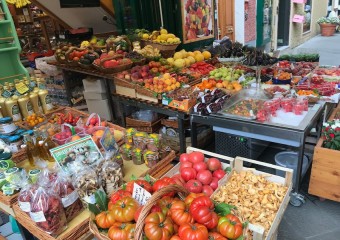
5,95,22,122
40,130,56,162
38,89,53,113
18,94,34,118
0,87,8,117
23,134,39,167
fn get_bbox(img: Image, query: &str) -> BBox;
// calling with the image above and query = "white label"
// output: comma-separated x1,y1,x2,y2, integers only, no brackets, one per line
62,190,79,208
132,183,151,206
0,123,17,133
19,201,31,212
9,143,19,153
30,211,46,223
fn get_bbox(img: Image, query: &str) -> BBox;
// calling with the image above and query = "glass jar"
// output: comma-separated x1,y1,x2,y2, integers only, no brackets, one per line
132,148,144,165
133,132,148,150
144,150,159,168
147,134,161,152
120,144,132,161
124,128,137,144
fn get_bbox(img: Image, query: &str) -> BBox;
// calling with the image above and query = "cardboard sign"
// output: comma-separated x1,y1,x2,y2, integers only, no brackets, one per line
292,15,305,23
50,135,103,173
132,183,152,206
100,127,118,153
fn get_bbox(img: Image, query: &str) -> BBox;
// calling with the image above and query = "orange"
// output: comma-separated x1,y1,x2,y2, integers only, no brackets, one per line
206,83,212,89
94,130,105,138
71,135,81,141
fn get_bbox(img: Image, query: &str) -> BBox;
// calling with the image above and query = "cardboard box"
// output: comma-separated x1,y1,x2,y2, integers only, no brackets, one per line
162,94,196,112
86,99,112,121
83,91,107,100
82,78,106,93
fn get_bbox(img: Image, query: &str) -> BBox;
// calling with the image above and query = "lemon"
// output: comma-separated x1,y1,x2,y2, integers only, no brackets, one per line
202,51,212,59
142,33,150,40
194,50,202,55
167,34,176,39
194,53,205,62
160,34,168,41
187,51,195,57
173,37,181,43
167,58,175,65
174,59,185,68
184,58,191,67
160,29,168,35
187,56,196,64
167,38,174,43
180,49,187,58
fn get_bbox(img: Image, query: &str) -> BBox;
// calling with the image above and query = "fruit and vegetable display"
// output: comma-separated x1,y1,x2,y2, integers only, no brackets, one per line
67,49,89,63
207,40,245,59
167,49,211,68
54,45,73,62
212,170,288,236
142,28,181,45
193,89,231,115
136,45,162,60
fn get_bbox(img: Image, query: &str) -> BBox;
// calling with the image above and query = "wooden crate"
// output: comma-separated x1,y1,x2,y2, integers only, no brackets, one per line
212,156,293,240
13,205,91,240
113,77,136,98
126,115,163,133
135,85,161,103
308,138,340,202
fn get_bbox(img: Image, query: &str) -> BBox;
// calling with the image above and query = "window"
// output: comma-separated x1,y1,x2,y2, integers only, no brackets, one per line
303,0,312,33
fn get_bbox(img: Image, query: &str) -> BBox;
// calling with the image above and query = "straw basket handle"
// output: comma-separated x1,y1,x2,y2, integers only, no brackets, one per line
134,184,189,240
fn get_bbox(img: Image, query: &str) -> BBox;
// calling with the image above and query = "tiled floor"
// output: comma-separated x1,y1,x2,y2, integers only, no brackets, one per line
256,144,340,240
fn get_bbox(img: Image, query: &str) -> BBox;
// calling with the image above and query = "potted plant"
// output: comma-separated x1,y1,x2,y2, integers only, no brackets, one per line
317,17,340,36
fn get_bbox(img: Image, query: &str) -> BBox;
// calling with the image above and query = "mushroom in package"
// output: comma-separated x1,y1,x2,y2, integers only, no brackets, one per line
30,187,67,236
72,167,101,206
51,173,83,222
100,161,123,195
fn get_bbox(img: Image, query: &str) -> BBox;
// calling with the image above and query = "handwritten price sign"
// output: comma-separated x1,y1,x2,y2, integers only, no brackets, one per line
132,183,152,206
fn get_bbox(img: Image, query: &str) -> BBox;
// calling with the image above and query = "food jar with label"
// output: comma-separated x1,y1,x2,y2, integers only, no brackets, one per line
0,173,7,189
147,134,161,152
133,132,148,150
29,169,41,184
132,148,144,165
125,128,137,144
4,167,22,185
7,135,22,153
159,145,172,159
144,150,159,168
2,183,18,196
114,154,124,169
0,117,17,135
120,144,132,161
0,153,15,172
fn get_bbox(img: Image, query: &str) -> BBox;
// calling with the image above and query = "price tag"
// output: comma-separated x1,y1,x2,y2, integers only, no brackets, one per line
30,211,46,223
132,183,151,206
19,201,31,212
15,82,29,94
100,128,118,153
62,190,79,207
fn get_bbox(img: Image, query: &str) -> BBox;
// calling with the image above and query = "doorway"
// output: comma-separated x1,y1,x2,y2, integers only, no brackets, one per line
218,0,235,41
277,0,290,47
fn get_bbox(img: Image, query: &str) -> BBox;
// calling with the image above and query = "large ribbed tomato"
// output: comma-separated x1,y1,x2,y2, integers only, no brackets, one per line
144,212,174,240
170,235,181,240
95,211,116,229
169,200,194,226
184,193,205,206
108,223,135,240
217,214,243,239
208,232,227,240
110,189,131,204
178,223,209,240
153,177,176,197
158,197,178,217
110,197,139,223
189,196,218,229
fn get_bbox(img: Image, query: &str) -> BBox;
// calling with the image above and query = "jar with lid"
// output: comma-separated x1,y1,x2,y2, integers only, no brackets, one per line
7,135,23,153
132,148,144,165
0,117,17,135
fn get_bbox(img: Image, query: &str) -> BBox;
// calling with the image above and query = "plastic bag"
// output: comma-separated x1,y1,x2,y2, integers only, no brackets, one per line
30,186,67,236
100,160,123,195
51,172,83,222
17,174,37,214
72,167,101,206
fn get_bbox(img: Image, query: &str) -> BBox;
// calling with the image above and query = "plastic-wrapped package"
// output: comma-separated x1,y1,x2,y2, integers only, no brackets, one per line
30,186,67,236
51,173,83,222
100,161,123,195
18,182,38,214
72,167,101,206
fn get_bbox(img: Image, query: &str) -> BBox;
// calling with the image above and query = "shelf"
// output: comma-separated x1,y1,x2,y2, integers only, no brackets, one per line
0,47,18,53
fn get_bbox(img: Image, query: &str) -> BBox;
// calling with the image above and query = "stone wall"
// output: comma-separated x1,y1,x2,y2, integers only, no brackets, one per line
289,0,328,48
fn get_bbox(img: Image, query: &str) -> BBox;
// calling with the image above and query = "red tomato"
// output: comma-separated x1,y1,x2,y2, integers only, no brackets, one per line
110,190,131,204
202,185,214,197
153,177,176,197
208,232,227,240
213,169,226,180
184,193,205,206
171,174,185,186
169,200,194,225
185,179,203,193
217,215,243,239
180,153,190,163
126,179,153,194
189,196,218,229
180,162,193,171
207,158,222,171
196,170,213,185
210,177,219,190
193,162,207,172
134,204,161,222
178,223,209,240
180,167,197,182
188,152,205,163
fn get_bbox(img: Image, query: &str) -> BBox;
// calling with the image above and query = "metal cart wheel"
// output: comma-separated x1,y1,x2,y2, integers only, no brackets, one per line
290,192,306,207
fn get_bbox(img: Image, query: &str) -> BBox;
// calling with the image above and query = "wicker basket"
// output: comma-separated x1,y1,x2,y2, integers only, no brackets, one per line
78,51,100,69
13,204,90,240
0,192,19,207
65,47,86,67
132,58,147,67
92,55,133,74
134,184,189,240
12,148,27,164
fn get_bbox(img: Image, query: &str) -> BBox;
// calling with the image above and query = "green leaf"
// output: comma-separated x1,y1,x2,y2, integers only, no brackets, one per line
122,184,126,190
242,221,249,228
214,202,236,216
144,174,152,183
236,235,244,240
88,203,101,215
95,190,108,212
225,167,232,173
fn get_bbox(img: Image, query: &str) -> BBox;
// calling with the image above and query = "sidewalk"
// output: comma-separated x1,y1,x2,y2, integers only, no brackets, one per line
284,33,340,66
